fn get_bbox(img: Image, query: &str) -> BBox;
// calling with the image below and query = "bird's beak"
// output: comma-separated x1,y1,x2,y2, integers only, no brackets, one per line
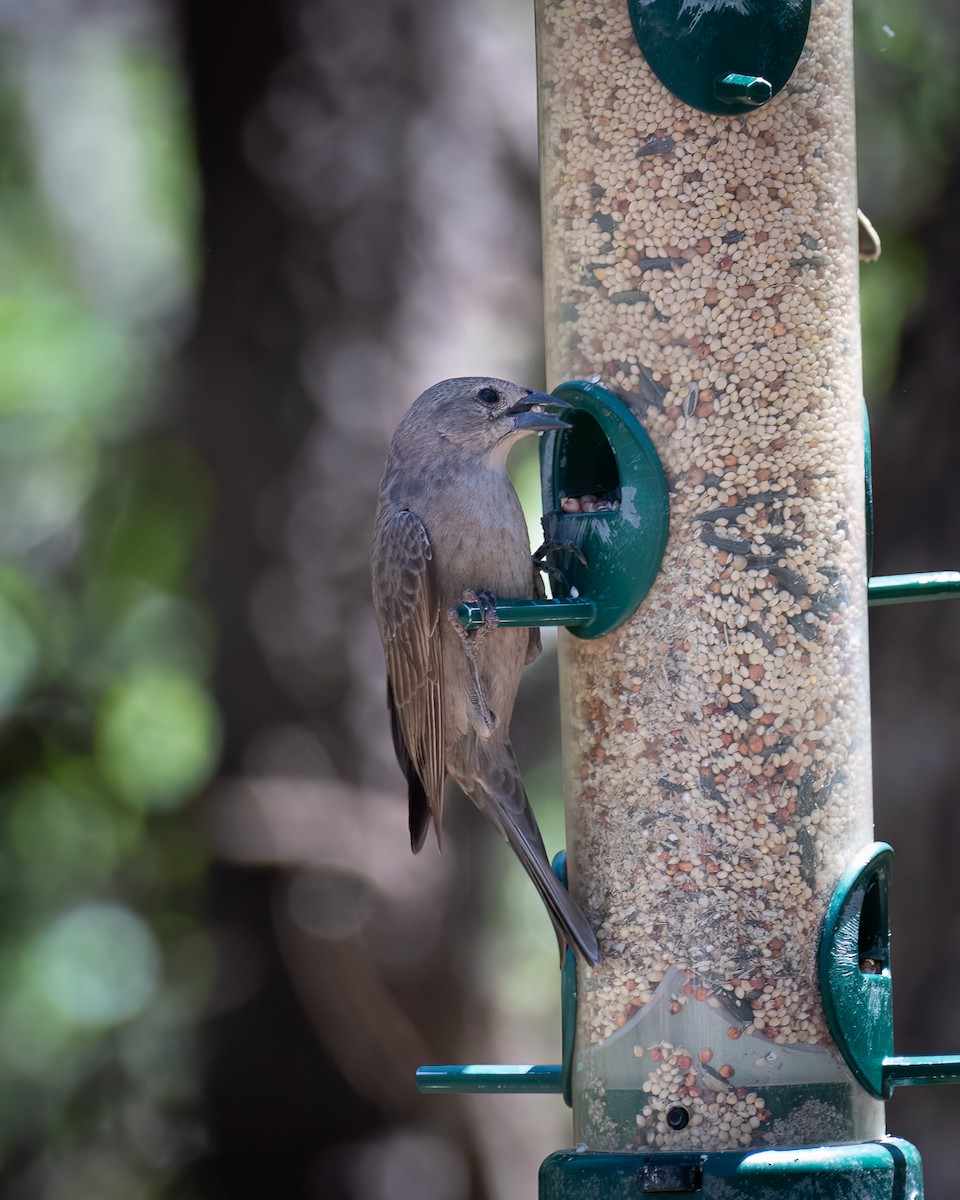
505,391,573,432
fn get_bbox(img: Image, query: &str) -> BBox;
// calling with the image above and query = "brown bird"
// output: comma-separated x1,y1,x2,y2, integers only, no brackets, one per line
371,377,600,965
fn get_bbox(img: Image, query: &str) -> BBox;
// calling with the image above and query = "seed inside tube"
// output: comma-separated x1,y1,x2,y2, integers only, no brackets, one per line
560,493,620,514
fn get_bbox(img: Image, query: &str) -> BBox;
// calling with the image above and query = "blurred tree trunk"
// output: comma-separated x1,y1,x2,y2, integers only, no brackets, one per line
174,2,490,1196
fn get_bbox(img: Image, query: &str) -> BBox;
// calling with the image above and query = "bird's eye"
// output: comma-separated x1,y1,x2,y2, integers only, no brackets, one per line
476,387,499,406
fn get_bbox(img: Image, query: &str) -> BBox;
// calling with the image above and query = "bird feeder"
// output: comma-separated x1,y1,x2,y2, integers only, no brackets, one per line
539,0,880,1162
419,0,960,1194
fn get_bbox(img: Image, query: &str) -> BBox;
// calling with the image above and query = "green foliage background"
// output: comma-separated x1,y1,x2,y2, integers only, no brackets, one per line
0,27,217,1198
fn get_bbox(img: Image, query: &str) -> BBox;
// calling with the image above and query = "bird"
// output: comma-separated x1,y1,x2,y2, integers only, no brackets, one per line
371,376,600,965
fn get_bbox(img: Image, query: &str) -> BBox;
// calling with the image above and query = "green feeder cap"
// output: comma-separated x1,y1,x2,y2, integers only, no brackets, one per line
626,0,811,116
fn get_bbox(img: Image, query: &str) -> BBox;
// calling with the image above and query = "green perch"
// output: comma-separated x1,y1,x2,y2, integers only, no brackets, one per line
455,573,960,632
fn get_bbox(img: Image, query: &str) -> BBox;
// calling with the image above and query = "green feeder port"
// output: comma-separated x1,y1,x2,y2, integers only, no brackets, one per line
538,379,670,638
821,843,960,1102
626,0,811,116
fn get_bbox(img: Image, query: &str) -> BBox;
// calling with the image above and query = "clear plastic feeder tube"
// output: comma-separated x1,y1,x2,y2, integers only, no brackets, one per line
535,0,883,1152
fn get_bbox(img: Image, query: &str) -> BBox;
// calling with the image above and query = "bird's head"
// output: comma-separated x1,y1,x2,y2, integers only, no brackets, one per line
405,377,571,467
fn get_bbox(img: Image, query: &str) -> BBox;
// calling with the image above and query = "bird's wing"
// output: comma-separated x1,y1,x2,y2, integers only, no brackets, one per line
371,509,445,850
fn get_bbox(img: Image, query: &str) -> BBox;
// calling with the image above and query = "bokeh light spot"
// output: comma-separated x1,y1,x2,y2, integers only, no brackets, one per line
30,903,161,1028
97,666,221,812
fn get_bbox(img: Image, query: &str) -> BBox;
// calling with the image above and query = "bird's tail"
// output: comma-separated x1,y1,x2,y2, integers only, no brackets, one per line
466,760,601,966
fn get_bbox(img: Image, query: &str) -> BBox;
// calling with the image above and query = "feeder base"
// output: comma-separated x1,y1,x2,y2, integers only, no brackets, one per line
539,1138,922,1199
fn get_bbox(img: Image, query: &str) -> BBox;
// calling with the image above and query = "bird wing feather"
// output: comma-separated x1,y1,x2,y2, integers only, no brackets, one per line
371,509,445,849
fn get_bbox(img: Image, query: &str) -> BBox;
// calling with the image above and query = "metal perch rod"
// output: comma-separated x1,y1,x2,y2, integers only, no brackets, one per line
456,573,960,631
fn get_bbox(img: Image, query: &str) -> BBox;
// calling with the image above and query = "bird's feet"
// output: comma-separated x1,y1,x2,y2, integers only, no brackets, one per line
463,588,500,628
533,541,588,591
447,589,500,646
534,540,588,568
446,592,499,738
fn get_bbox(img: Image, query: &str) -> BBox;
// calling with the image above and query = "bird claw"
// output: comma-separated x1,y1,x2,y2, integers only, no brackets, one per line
533,540,589,568
533,541,588,591
538,561,574,589
458,588,500,630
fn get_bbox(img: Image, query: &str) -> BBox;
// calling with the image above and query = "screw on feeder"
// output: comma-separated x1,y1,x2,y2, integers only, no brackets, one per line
714,73,773,107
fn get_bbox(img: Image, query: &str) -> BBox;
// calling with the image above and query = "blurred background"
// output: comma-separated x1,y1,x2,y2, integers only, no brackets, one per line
0,0,957,1197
